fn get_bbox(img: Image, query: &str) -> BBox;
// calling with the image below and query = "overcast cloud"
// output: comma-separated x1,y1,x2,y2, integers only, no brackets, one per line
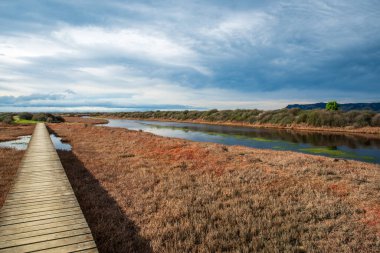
0,0,379,111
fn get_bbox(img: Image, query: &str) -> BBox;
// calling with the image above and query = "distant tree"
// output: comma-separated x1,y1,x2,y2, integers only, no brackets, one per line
326,101,339,111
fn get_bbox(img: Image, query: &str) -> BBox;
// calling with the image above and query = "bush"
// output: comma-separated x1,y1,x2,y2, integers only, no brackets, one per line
32,113,48,122
353,111,374,127
0,113,14,124
106,109,380,128
2,115,13,124
30,113,64,123
18,112,33,120
371,114,380,126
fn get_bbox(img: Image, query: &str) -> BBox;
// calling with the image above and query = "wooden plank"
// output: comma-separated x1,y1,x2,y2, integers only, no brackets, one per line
0,123,98,252
72,248,99,253
0,210,82,227
0,203,80,218
0,217,86,236
0,234,94,252
0,228,91,249
4,192,75,203
30,241,97,253
2,194,75,206
9,185,73,194
0,222,88,243
5,190,75,200
0,207,81,223
2,196,76,210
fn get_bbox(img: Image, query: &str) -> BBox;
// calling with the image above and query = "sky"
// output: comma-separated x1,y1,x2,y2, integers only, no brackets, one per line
0,0,379,112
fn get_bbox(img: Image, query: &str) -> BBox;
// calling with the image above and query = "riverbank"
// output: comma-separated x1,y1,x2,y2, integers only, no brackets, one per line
49,123,380,252
0,124,34,207
104,116,380,136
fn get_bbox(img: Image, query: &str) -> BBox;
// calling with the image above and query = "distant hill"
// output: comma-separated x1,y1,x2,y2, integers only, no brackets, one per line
286,102,380,112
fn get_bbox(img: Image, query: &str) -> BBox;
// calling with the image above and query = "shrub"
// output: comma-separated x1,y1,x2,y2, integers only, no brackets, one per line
371,114,380,126
306,111,322,126
326,101,339,111
353,111,374,127
30,113,64,123
106,109,380,128
18,112,33,120
32,113,47,122
2,115,13,124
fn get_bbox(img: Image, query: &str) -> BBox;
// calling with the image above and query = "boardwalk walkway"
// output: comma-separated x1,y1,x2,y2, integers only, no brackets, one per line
0,123,98,252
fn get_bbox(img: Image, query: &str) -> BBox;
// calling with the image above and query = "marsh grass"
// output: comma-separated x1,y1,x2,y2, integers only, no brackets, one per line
0,124,34,142
50,123,380,252
0,149,24,207
0,124,33,207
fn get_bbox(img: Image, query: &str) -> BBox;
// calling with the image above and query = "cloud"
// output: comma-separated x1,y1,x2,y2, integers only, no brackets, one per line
0,0,379,111
51,26,209,73
202,11,276,48
0,93,65,105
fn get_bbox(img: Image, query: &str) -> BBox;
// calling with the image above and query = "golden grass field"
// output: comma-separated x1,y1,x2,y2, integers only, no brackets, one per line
47,122,380,252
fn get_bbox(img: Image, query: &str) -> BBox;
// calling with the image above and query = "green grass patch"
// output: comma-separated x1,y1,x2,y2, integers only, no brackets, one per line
250,137,274,142
300,147,375,162
13,116,43,124
300,147,348,156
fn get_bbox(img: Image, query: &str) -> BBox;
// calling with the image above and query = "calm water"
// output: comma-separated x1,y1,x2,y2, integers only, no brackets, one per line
0,134,71,151
50,134,72,151
103,119,380,164
0,135,31,150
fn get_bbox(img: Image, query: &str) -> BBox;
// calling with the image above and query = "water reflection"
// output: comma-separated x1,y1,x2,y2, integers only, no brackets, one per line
0,134,71,151
104,119,380,164
0,136,31,150
140,121,380,149
50,134,72,151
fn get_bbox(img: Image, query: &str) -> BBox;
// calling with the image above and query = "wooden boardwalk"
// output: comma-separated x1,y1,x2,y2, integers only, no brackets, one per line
0,123,98,252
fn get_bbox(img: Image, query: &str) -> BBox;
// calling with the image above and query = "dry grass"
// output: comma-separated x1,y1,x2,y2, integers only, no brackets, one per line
0,149,24,207
63,116,108,124
0,124,33,207
0,123,34,141
49,123,380,252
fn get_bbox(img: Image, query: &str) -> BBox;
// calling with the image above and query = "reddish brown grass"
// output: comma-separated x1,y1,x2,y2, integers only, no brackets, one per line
49,123,380,252
0,123,34,141
0,149,24,207
0,124,32,207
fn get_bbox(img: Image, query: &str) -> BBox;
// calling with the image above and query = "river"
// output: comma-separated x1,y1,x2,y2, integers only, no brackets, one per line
103,119,380,164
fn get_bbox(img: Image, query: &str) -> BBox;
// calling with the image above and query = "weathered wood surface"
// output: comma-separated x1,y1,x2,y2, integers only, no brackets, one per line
0,123,98,252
